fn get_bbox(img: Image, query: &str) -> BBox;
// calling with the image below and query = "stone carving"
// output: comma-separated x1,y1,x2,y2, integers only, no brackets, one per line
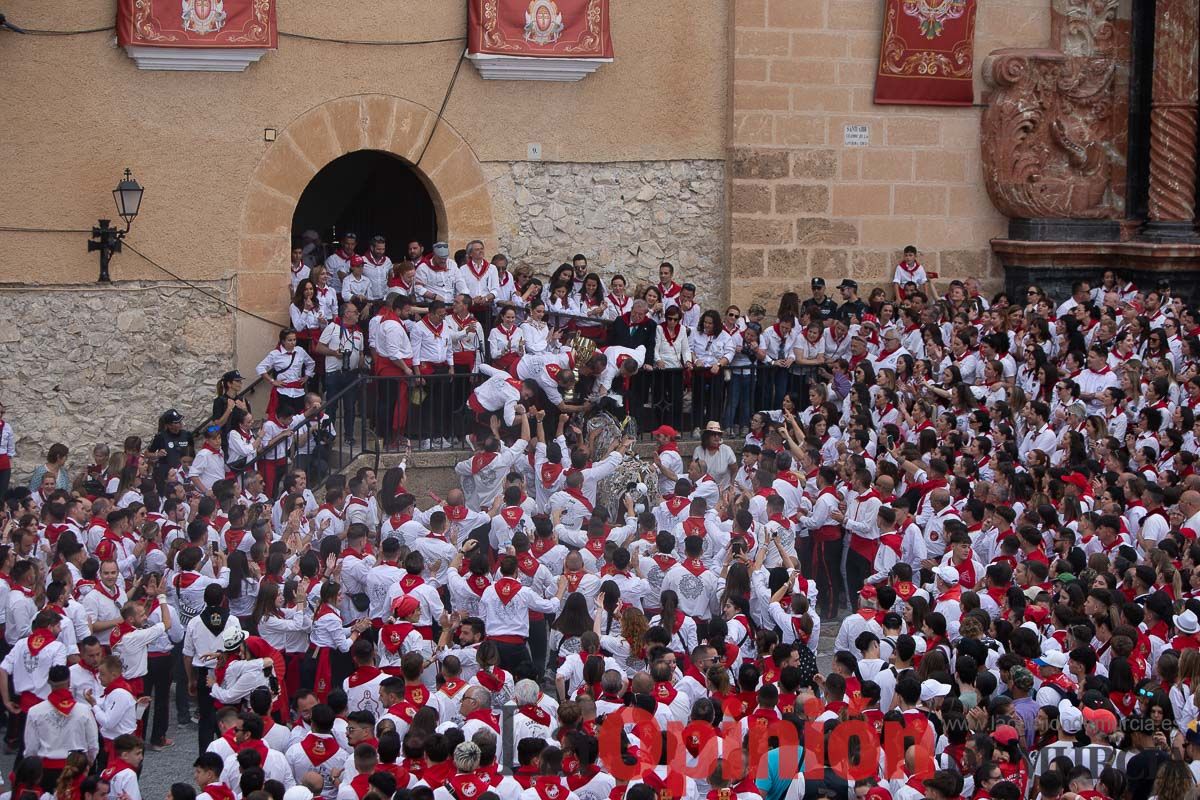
1051,0,1119,58
980,0,1125,222
981,49,1119,220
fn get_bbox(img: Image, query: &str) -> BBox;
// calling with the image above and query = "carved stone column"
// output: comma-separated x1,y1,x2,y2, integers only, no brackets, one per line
1144,0,1199,240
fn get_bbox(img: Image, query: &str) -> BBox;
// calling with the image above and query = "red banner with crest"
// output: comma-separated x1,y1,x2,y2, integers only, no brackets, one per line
117,0,277,48
468,0,613,59
873,0,977,106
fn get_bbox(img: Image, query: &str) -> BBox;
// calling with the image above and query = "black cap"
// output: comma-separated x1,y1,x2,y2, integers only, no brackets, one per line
811,277,825,288
838,279,858,290
163,409,183,423
221,370,243,383
342,231,358,240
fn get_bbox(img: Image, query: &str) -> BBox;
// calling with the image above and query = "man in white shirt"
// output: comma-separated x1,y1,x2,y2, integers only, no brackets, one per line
1019,400,1059,462
455,417,530,511
80,560,128,648
87,653,146,756
415,242,462,304
183,584,237,751
340,257,372,306
26,664,99,768
4,560,39,646
0,610,69,756
409,300,455,449
286,703,349,799
478,554,565,675
362,235,392,300
316,303,365,445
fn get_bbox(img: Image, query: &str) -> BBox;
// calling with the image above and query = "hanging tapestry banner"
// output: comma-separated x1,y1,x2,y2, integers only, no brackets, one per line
873,0,977,106
117,0,277,49
468,0,613,59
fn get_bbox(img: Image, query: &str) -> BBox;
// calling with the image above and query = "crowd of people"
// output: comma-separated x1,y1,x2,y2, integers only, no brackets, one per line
0,247,1199,800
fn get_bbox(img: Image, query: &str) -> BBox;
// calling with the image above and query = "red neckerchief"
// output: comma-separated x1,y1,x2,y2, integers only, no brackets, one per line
663,495,690,516
47,687,75,715
494,576,523,605
26,628,57,657
348,665,383,688
563,487,594,513
300,733,339,766
466,258,491,280
518,703,552,726
658,281,682,298
93,580,122,602
540,463,564,488
318,503,344,521
515,552,541,578
681,557,707,577
107,621,139,651
563,571,586,592
466,707,500,732
661,323,683,347
101,758,137,782
315,603,341,622
422,317,444,338
103,677,135,699
470,451,498,475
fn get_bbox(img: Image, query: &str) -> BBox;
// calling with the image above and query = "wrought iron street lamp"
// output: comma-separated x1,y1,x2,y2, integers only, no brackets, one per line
88,168,144,282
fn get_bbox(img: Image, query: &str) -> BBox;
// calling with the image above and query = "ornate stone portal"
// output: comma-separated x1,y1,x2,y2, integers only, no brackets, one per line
981,0,1200,299
980,0,1123,238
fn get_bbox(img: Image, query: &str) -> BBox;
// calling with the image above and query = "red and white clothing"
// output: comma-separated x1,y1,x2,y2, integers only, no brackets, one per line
1,629,67,709
256,345,316,403
286,732,349,799
415,260,463,303
26,688,99,766
410,316,454,370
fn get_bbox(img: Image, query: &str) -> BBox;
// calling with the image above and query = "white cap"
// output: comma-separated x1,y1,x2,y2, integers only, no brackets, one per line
934,566,960,585
920,679,951,702
1058,700,1083,734
1035,650,1069,670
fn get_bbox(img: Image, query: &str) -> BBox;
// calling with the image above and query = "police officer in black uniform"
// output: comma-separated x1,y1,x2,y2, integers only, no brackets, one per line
801,277,838,324
148,409,194,488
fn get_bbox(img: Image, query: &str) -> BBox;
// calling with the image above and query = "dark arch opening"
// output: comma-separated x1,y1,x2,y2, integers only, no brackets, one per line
291,150,439,262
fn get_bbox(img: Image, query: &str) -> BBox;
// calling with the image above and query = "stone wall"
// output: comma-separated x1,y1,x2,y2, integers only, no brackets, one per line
728,0,1051,310
0,281,237,481
485,160,728,306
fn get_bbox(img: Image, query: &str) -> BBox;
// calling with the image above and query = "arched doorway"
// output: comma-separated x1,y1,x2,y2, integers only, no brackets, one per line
291,150,440,262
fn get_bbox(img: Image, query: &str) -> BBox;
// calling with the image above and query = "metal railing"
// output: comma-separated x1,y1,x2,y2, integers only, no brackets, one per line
298,362,811,456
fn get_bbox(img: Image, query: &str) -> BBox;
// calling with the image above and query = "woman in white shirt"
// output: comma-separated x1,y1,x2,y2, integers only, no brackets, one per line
488,306,524,372
603,274,635,320
595,604,649,678
289,278,325,355
520,300,553,355
572,273,608,340
226,549,260,621
724,327,767,435
252,579,312,700
654,305,692,433
641,286,667,325
690,310,732,431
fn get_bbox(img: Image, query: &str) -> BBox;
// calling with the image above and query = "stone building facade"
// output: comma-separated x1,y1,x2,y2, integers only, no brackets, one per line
0,0,1088,464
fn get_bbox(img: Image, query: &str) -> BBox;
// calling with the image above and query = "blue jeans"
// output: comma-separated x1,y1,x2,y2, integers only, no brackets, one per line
723,371,755,429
